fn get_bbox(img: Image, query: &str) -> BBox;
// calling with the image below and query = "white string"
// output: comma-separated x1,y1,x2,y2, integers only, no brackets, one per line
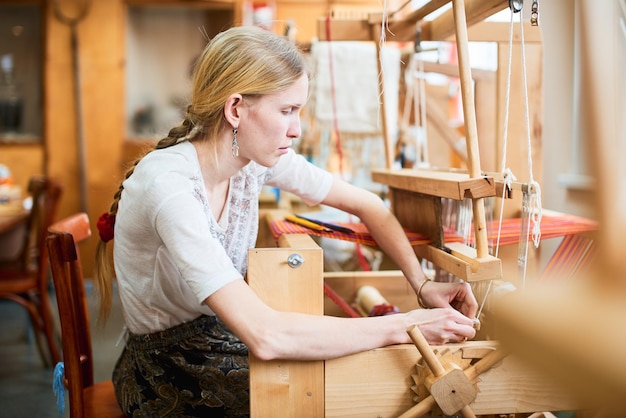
519,9,543,248
499,11,514,175
400,55,414,130
492,10,517,262
476,8,519,321
377,0,389,112
417,56,429,164
495,8,544,253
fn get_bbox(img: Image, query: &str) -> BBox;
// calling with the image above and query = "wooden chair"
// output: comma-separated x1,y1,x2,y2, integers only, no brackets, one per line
0,175,63,366
47,212,124,418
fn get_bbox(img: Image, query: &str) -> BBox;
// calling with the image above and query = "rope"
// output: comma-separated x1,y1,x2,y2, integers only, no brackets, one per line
478,4,543,315
377,0,389,114
519,9,543,247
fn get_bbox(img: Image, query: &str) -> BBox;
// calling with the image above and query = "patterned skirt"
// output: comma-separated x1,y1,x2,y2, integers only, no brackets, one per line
112,315,250,418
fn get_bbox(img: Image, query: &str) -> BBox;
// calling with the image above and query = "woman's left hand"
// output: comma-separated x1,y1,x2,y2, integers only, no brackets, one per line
420,280,478,319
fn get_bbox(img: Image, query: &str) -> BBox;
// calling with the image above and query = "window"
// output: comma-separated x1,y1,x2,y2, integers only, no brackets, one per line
0,4,43,142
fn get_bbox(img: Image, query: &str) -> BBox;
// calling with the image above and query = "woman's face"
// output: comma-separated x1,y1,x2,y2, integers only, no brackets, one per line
236,73,308,167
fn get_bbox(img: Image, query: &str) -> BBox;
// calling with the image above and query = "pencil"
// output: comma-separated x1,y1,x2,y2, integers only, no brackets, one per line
295,214,355,234
284,214,332,232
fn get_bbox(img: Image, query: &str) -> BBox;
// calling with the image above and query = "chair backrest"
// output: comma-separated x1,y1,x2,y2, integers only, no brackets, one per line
18,176,63,283
47,212,93,418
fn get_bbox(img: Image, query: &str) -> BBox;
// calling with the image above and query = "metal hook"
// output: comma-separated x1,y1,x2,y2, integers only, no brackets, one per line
414,23,422,53
509,0,523,13
531,0,539,26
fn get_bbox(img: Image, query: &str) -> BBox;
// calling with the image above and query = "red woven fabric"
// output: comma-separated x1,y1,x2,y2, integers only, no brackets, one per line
270,213,598,248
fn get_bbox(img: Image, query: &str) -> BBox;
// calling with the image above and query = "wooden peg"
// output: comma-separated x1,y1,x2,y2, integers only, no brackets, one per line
406,325,477,416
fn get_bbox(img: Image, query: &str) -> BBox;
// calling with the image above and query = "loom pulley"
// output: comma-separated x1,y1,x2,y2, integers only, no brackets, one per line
508,0,540,26
509,0,523,14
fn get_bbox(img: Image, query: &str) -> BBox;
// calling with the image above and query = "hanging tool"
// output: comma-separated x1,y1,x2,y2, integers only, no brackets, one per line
53,0,92,212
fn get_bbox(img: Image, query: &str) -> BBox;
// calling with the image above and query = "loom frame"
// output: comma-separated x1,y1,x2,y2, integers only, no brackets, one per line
247,232,578,417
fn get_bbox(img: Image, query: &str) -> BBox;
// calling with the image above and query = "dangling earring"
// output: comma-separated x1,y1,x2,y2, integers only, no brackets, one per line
231,128,239,157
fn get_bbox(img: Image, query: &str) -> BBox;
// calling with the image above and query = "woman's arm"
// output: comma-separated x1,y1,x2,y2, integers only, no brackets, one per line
320,178,427,292
206,280,476,361
321,178,478,319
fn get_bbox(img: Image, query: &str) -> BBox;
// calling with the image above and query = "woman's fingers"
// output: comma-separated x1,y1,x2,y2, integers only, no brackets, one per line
410,308,477,344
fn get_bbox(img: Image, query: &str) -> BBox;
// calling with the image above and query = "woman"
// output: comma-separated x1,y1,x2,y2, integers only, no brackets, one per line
94,25,478,417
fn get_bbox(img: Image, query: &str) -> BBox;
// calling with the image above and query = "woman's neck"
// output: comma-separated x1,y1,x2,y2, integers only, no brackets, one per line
193,137,247,188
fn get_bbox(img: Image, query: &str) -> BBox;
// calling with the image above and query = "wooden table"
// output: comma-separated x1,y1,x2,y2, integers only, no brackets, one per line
0,212,28,234
0,205,29,261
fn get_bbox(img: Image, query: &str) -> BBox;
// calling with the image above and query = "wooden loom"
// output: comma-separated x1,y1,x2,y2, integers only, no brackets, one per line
248,231,580,417
247,1,586,417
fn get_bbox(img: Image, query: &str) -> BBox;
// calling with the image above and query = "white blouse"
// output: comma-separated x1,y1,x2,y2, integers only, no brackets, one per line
113,141,333,334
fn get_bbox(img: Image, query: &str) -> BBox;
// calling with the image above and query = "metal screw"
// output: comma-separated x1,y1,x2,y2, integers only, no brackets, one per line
287,253,304,268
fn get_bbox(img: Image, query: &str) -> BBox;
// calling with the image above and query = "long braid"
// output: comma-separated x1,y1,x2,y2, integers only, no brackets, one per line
93,117,202,323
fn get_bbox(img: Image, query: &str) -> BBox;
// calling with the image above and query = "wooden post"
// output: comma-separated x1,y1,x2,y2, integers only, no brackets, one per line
247,234,324,417
451,0,490,259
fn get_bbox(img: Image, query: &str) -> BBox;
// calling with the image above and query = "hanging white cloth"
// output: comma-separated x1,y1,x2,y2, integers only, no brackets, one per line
311,41,400,137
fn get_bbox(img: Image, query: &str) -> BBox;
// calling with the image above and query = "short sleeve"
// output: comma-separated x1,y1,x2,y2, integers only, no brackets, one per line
150,172,242,304
265,149,333,205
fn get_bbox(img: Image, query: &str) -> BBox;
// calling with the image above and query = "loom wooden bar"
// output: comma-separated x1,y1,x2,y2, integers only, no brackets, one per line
425,0,509,41
317,0,509,42
316,18,373,41
413,243,502,282
247,234,324,418
377,0,510,43
422,61,495,80
464,21,543,43
372,169,496,200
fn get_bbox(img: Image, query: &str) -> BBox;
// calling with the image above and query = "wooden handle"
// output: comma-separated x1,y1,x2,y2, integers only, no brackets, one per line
407,325,446,377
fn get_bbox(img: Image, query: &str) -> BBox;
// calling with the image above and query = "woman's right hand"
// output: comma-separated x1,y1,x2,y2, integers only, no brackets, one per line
404,307,477,345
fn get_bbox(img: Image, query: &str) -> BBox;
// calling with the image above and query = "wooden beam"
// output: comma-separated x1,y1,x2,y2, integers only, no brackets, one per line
425,0,509,41
318,0,510,43
462,21,543,43
316,17,373,41
372,169,496,200
422,61,494,80
414,243,502,282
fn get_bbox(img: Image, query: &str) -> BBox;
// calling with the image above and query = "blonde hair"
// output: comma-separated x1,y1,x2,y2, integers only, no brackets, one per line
94,26,308,322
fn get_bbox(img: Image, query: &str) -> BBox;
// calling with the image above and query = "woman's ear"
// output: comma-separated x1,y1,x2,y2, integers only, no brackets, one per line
224,94,243,127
